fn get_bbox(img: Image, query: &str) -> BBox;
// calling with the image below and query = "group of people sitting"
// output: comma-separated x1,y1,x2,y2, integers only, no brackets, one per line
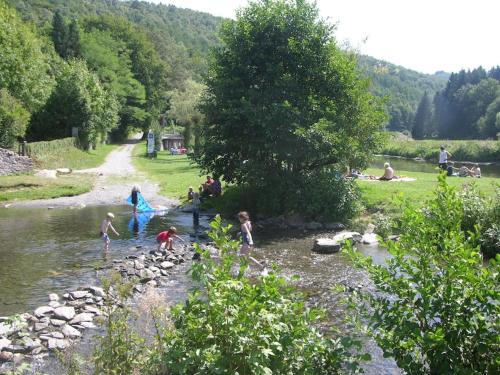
445,162,481,178
187,175,222,202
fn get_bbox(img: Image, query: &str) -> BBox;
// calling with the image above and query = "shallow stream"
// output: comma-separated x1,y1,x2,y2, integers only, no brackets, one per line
0,205,399,374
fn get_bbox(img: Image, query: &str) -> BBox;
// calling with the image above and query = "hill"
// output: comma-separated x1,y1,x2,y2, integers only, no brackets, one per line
8,0,448,130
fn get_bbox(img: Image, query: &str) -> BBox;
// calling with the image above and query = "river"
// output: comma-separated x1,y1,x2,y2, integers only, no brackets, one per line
0,205,399,373
371,155,500,178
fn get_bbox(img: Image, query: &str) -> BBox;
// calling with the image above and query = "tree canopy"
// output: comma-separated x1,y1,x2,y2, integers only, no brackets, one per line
195,0,385,184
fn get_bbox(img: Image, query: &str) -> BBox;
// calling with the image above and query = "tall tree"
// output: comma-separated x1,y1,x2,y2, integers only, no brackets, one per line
51,10,68,58
66,19,82,58
196,0,385,184
412,92,432,139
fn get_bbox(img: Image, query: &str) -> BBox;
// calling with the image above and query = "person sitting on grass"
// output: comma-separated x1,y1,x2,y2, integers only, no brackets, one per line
201,175,214,198
446,161,459,176
379,162,395,181
470,163,481,178
211,177,222,196
458,164,471,177
156,226,185,252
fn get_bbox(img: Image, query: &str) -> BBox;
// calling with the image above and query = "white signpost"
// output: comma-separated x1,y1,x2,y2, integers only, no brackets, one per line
147,130,155,156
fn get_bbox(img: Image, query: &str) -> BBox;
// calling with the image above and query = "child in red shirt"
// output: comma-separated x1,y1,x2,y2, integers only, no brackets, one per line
156,226,184,251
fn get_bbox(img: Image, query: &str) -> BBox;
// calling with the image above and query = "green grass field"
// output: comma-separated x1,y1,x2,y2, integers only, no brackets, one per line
359,168,498,214
0,174,95,202
33,144,118,170
132,144,206,201
131,143,498,215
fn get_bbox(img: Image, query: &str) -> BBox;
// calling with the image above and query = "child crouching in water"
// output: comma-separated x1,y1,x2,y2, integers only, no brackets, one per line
156,226,185,252
100,212,119,252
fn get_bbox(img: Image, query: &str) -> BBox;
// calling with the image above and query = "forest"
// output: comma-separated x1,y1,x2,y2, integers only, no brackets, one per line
0,0,497,152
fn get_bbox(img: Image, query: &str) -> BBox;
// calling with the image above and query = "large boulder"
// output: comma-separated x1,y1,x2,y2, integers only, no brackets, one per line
53,307,75,321
332,231,362,243
312,238,341,254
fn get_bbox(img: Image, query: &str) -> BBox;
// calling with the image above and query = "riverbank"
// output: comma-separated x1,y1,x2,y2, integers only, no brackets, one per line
379,138,500,162
5,143,178,208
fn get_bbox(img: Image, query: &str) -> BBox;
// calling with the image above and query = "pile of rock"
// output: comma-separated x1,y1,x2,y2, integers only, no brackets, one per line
0,286,105,364
0,148,33,176
0,244,193,366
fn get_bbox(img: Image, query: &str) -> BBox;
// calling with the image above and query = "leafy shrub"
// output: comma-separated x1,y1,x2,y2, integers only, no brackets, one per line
344,176,500,374
148,216,366,374
93,272,146,375
208,171,361,222
372,212,393,240
0,89,30,149
26,137,79,159
460,184,500,257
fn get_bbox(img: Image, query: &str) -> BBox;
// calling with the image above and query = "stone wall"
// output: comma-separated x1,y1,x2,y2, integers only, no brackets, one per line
0,148,33,176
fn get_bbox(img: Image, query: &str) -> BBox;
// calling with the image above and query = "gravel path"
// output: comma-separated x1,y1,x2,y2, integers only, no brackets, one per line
11,142,179,208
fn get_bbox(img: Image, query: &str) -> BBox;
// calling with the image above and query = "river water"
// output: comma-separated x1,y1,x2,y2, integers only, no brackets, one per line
0,205,399,373
372,155,500,178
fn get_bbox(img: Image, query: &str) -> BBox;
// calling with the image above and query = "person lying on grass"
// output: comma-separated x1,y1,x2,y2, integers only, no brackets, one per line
156,226,185,252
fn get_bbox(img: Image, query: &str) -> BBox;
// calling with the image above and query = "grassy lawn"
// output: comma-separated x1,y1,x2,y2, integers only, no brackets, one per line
358,168,498,214
131,142,499,215
132,143,205,200
33,144,118,170
0,174,95,202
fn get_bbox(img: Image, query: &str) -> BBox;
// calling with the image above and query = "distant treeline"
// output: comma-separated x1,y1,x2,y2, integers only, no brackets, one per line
411,67,500,140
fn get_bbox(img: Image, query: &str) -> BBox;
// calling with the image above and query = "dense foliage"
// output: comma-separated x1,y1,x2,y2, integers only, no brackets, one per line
194,0,384,218
411,92,432,139
358,56,448,133
147,216,365,374
345,176,500,374
434,67,500,139
28,60,119,149
0,89,30,149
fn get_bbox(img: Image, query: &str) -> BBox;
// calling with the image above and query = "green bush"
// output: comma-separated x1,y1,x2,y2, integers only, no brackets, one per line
460,184,500,258
208,171,360,222
0,89,30,149
26,137,78,159
344,176,500,374
148,216,366,374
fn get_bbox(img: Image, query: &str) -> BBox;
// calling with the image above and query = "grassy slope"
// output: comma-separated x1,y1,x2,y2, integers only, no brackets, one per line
0,174,95,202
132,143,205,201
359,168,498,214
33,144,118,170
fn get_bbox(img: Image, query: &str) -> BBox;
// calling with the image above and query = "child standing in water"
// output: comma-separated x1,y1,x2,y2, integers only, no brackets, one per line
238,211,265,272
131,185,141,214
100,213,119,252
192,192,201,226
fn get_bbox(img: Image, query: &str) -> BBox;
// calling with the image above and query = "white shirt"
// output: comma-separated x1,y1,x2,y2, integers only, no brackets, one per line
439,150,448,163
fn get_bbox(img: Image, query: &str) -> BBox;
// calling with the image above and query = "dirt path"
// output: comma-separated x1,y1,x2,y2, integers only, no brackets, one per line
11,142,179,208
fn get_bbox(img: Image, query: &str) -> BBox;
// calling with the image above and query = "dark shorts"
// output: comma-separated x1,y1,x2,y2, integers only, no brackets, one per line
439,163,447,170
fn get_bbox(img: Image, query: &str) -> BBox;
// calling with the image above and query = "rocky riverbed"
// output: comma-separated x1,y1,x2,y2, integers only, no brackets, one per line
0,242,198,370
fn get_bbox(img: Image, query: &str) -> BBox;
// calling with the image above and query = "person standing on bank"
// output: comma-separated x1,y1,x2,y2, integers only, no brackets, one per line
439,146,452,171
131,185,141,214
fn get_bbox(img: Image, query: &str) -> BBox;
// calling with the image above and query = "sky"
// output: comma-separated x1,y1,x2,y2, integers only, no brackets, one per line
147,0,499,75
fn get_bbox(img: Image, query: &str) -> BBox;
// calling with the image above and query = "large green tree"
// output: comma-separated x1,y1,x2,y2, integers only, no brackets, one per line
0,89,30,148
28,60,119,149
0,1,54,112
195,0,385,184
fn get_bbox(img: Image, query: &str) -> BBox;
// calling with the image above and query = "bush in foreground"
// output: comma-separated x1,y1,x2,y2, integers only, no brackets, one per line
344,176,500,374
147,216,366,374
